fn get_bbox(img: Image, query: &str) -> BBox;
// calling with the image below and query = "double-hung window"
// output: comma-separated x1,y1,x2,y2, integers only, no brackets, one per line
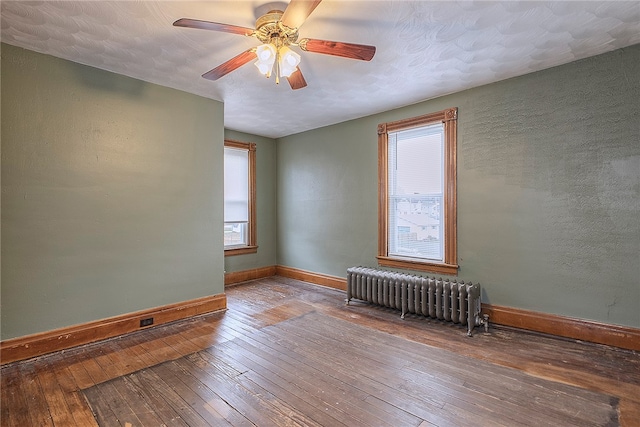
378,108,458,274
224,140,257,256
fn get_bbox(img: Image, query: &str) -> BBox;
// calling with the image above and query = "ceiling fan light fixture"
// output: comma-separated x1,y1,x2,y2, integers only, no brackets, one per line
256,43,276,61
255,60,273,77
254,43,277,76
278,46,301,77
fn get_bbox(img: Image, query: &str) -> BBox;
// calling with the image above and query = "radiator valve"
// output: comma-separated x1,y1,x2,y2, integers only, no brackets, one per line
469,313,490,336
483,314,490,333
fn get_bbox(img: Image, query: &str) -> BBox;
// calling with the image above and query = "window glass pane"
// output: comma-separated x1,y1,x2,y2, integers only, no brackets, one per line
388,123,444,262
224,147,248,223
224,222,248,246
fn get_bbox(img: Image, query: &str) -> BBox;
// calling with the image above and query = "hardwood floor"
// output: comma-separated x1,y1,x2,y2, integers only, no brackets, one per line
2,276,639,426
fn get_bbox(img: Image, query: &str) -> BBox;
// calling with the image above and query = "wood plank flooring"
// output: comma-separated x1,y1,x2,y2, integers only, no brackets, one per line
2,276,639,426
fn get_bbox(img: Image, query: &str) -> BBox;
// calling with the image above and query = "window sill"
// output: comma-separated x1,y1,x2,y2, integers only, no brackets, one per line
224,245,258,257
377,256,458,275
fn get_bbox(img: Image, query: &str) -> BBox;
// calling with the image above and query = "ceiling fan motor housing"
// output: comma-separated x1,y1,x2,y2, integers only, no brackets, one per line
255,10,298,46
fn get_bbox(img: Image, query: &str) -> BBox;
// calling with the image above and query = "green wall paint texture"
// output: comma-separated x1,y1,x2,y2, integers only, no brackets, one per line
2,42,639,341
277,45,640,328
1,44,225,340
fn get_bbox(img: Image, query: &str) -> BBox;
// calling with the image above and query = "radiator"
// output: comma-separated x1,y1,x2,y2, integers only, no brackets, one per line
346,267,488,336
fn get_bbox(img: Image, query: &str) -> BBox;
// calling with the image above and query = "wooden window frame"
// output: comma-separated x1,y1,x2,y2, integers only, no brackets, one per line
224,139,257,256
377,107,458,275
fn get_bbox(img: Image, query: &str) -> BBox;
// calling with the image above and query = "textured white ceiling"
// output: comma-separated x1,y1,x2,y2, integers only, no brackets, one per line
2,1,639,138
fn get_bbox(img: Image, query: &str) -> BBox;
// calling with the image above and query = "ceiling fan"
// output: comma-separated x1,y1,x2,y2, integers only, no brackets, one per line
173,0,376,90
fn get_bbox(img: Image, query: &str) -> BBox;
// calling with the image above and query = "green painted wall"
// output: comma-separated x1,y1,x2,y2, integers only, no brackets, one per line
277,45,640,328
1,44,225,340
223,129,278,273
2,41,638,339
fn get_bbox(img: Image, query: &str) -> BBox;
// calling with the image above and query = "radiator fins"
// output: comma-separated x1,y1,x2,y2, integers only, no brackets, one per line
346,266,487,336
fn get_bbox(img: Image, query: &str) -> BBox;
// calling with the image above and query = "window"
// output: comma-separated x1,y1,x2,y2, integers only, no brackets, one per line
378,108,458,274
224,140,257,256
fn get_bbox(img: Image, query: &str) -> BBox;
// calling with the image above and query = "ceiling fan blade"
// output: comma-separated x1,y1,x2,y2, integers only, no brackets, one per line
280,0,323,30
202,49,257,81
298,38,376,61
173,18,254,36
287,67,307,90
